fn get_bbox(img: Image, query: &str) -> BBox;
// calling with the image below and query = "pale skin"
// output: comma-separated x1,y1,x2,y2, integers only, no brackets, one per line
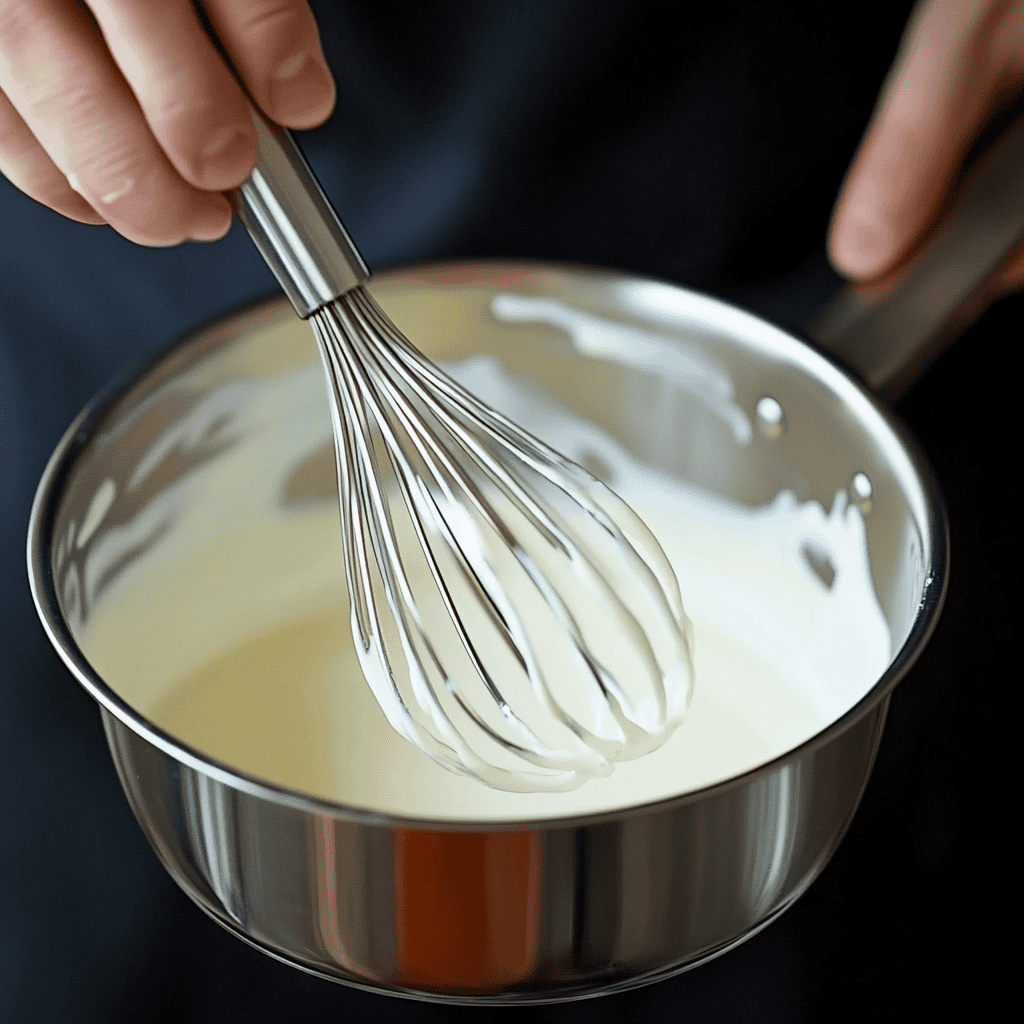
1,0,1023,299
828,0,1024,296
0,0,335,245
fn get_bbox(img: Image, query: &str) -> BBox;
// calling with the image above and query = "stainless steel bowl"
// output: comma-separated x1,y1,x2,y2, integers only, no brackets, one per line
27,260,947,1004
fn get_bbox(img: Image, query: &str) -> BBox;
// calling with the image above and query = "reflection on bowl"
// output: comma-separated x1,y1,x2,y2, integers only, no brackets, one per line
28,261,946,1003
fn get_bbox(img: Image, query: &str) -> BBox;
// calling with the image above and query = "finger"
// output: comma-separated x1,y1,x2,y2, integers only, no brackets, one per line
0,88,106,224
202,0,335,130
992,238,1024,295
0,0,232,245
85,0,257,192
829,0,1024,281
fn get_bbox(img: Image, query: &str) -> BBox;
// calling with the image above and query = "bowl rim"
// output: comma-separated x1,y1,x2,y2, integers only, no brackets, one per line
25,258,950,832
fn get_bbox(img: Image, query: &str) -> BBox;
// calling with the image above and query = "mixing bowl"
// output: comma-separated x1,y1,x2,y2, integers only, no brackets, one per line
27,260,947,1003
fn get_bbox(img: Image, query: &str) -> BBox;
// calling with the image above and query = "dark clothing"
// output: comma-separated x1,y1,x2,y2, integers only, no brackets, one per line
2,2,1011,1020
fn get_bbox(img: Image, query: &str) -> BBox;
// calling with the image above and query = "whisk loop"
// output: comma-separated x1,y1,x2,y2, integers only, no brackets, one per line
227,97,694,792
310,287,694,792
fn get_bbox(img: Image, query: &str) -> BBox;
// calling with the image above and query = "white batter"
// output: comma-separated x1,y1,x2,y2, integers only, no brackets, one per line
79,349,891,822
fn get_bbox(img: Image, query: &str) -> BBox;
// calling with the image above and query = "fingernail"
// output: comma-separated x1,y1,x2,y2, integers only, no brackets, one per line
271,53,334,125
275,53,309,80
832,212,889,279
202,127,238,159
190,219,232,243
189,196,233,242
199,128,251,186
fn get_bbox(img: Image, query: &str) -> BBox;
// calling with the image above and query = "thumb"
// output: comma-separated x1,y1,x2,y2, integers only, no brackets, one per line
829,0,1024,282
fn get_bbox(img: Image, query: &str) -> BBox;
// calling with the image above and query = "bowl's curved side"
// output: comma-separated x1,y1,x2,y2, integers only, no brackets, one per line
28,262,947,1003
101,697,889,1003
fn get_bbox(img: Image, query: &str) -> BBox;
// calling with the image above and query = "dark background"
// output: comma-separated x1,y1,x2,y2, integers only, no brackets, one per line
1,1,1013,1019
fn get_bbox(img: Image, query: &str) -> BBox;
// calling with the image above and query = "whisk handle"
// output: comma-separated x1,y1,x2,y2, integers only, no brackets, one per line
192,3,368,315
228,108,370,318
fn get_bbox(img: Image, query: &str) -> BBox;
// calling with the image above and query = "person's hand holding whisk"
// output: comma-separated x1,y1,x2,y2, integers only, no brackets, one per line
2,0,1023,321
0,0,334,246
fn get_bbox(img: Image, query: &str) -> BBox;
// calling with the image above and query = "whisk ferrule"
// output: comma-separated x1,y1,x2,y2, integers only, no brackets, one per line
230,110,369,318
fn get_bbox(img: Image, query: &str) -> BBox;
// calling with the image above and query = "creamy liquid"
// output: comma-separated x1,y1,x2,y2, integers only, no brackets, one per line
80,354,891,821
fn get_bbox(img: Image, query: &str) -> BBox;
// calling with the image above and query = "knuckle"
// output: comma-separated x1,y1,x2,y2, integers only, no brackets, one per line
139,69,252,185
0,6,96,113
23,84,163,216
144,68,215,128
73,144,140,196
25,75,106,138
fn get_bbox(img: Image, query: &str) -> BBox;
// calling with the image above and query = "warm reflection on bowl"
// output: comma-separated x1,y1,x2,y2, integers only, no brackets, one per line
28,261,946,1003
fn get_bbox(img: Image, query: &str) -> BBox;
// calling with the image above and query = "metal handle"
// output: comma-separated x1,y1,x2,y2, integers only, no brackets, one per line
807,115,1024,399
195,0,370,317
228,107,370,319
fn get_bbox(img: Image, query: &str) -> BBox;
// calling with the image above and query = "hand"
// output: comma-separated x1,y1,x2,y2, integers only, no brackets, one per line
0,0,335,246
829,0,1024,297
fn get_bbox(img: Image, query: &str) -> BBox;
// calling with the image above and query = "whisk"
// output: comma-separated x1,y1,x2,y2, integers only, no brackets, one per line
229,107,694,792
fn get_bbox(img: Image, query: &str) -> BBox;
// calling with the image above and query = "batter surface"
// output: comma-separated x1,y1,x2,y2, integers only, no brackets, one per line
83,501,889,820
80,349,891,821
149,513,885,823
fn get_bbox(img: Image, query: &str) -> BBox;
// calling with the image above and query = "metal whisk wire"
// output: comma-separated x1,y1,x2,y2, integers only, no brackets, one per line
308,287,693,791
229,103,694,792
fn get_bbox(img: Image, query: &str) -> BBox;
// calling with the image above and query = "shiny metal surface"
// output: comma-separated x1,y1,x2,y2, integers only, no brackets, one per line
308,284,693,791
100,695,889,1002
229,65,695,787
229,106,369,317
27,262,948,1002
811,115,1024,398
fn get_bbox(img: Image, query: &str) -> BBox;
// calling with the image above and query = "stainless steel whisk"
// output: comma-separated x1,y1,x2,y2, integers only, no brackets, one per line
230,109,694,792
